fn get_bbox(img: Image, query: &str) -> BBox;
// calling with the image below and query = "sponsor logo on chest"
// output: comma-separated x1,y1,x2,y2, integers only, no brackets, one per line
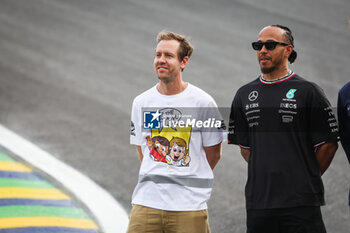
279,89,298,122
245,91,260,127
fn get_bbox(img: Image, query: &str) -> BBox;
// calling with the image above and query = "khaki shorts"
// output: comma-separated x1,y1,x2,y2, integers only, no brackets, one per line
126,204,211,233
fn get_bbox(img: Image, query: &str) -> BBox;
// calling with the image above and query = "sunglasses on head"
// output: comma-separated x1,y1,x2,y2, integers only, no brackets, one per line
252,41,289,51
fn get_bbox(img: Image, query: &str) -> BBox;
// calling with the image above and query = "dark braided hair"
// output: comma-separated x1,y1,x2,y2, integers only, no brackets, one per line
271,25,297,64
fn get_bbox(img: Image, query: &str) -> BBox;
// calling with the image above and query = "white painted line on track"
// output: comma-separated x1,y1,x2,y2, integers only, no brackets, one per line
0,124,129,233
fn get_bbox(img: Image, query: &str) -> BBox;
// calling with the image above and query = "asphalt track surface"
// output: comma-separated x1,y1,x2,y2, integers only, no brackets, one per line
0,0,349,232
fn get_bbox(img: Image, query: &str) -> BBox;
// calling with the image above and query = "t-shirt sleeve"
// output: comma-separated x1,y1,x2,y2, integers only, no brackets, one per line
130,99,143,145
200,99,225,147
308,85,339,147
227,92,250,148
337,90,350,161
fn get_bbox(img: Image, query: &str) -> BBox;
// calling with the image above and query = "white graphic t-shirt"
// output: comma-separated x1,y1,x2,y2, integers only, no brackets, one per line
130,83,224,211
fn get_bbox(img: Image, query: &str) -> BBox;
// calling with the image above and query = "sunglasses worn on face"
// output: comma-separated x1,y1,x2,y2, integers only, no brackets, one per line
252,41,289,51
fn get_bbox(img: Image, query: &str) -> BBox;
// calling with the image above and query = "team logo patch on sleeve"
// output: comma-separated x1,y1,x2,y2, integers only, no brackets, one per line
131,121,136,136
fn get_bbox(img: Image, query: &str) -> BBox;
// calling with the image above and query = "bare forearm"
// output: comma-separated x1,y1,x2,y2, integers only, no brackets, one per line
240,147,250,162
315,142,338,175
136,145,143,162
204,143,222,170
206,154,220,170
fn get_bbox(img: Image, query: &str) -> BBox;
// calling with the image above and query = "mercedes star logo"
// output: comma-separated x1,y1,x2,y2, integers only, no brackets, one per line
248,91,258,101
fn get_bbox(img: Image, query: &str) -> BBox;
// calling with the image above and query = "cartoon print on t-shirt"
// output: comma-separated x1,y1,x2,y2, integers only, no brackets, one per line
147,125,192,166
166,137,190,166
146,135,169,162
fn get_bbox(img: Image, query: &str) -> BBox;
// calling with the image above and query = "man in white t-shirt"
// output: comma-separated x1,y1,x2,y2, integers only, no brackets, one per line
127,31,224,233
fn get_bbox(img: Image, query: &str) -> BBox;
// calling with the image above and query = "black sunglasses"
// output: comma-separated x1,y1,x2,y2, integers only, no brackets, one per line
252,41,289,51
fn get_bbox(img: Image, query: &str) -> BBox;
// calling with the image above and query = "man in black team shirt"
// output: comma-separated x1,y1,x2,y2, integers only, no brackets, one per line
228,25,339,233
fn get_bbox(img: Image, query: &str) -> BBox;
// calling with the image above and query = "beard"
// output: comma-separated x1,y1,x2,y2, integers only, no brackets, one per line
261,66,276,74
156,69,179,83
259,50,284,74
157,75,171,83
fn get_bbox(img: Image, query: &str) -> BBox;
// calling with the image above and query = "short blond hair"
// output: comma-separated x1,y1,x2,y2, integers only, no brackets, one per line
157,31,194,62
